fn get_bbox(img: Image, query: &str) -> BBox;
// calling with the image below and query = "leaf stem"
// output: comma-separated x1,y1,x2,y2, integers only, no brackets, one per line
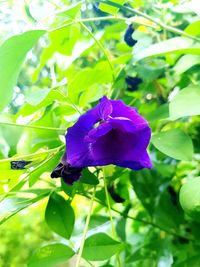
79,22,115,83
0,145,64,202
99,0,200,42
81,192,194,242
0,144,65,163
102,170,122,267
49,15,157,33
0,121,66,132
75,186,96,267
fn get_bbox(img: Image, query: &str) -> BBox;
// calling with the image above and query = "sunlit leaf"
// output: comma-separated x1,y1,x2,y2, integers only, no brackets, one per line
169,85,200,120
28,243,75,267
45,192,75,239
151,129,193,161
0,30,45,111
82,233,123,261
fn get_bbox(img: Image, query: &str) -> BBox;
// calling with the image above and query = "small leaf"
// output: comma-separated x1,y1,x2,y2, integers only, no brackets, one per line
151,129,193,161
45,192,75,239
82,233,123,261
173,55,200,75
29,151,62,187
179,177,200,220
28,243,75,267
99,0,126,15
134,37,200,61
169,85,200,120
0,30,45,111
80,168,99,185
185,20,200,36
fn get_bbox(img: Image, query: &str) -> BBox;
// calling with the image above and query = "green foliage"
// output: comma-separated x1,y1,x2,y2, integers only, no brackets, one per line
151,129,194,161
179,177,200,221
1,0,200,266
28,243,75,267
0,30,45,111
169,85,200,120
45,192,75,239
82,233,123,261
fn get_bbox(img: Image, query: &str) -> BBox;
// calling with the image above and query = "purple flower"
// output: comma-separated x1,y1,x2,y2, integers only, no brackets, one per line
63,96,152,172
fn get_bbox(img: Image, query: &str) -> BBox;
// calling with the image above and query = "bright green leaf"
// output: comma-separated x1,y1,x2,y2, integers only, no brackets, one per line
0,30,45,111
45,192,75,239
134,37,200,61
185,20,200,36
179,177,200,220
28,243,75,267
151,129,193,161
82,233,123,261
169,85,200,120
173,54,200,74
99,0,126,15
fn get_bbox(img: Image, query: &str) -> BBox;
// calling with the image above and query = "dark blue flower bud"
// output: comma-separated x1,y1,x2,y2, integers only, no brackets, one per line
125,76,142,91
124,24,137,47
108,184,125,203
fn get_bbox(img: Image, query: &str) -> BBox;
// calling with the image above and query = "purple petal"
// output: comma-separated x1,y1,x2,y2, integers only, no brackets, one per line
116,151,152,170
110,99,148,126
88,125,151,167
98,96,113,120
65,96,152,171
66,105,100,166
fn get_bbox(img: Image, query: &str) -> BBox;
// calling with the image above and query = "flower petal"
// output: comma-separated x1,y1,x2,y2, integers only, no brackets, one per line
98,96,113,120
116,151,152,170
66,105,100,166
110,99,148,126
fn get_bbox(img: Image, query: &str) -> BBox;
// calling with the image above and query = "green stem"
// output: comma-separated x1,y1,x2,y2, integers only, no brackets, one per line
79,22,115,84
81,192,194,242
0,144,65,163
75,187,96,267
0,121,66,132
99,0,200,42
0,145,64,202
49,15,157,33
103,170,122,267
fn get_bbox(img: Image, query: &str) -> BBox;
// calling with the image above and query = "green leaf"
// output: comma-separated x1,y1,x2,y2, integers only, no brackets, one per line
82,233,123,261
28,243,75,267
169,85,200,120
99,0,126,15
68,65,112,104
184,20,200,36
0,192,50,225
55,1,82,19
45,192,75,239
151,129,193,161
25,89,50,106
80,168,99,185
0,30,45,111
179,177,200,220
29,151,62,187
134,37,200,61
173,54,200,74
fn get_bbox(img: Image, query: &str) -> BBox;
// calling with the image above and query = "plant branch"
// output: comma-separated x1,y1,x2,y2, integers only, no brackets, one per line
99,0,200,42
79,22,115,83
0,121,66,132
103,170,122,267
75,187,96,267
81,192,194,242
49,15,158,33
0,144,65,163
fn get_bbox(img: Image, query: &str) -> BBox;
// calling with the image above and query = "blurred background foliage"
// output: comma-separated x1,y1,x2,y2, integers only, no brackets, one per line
1,0,200,266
